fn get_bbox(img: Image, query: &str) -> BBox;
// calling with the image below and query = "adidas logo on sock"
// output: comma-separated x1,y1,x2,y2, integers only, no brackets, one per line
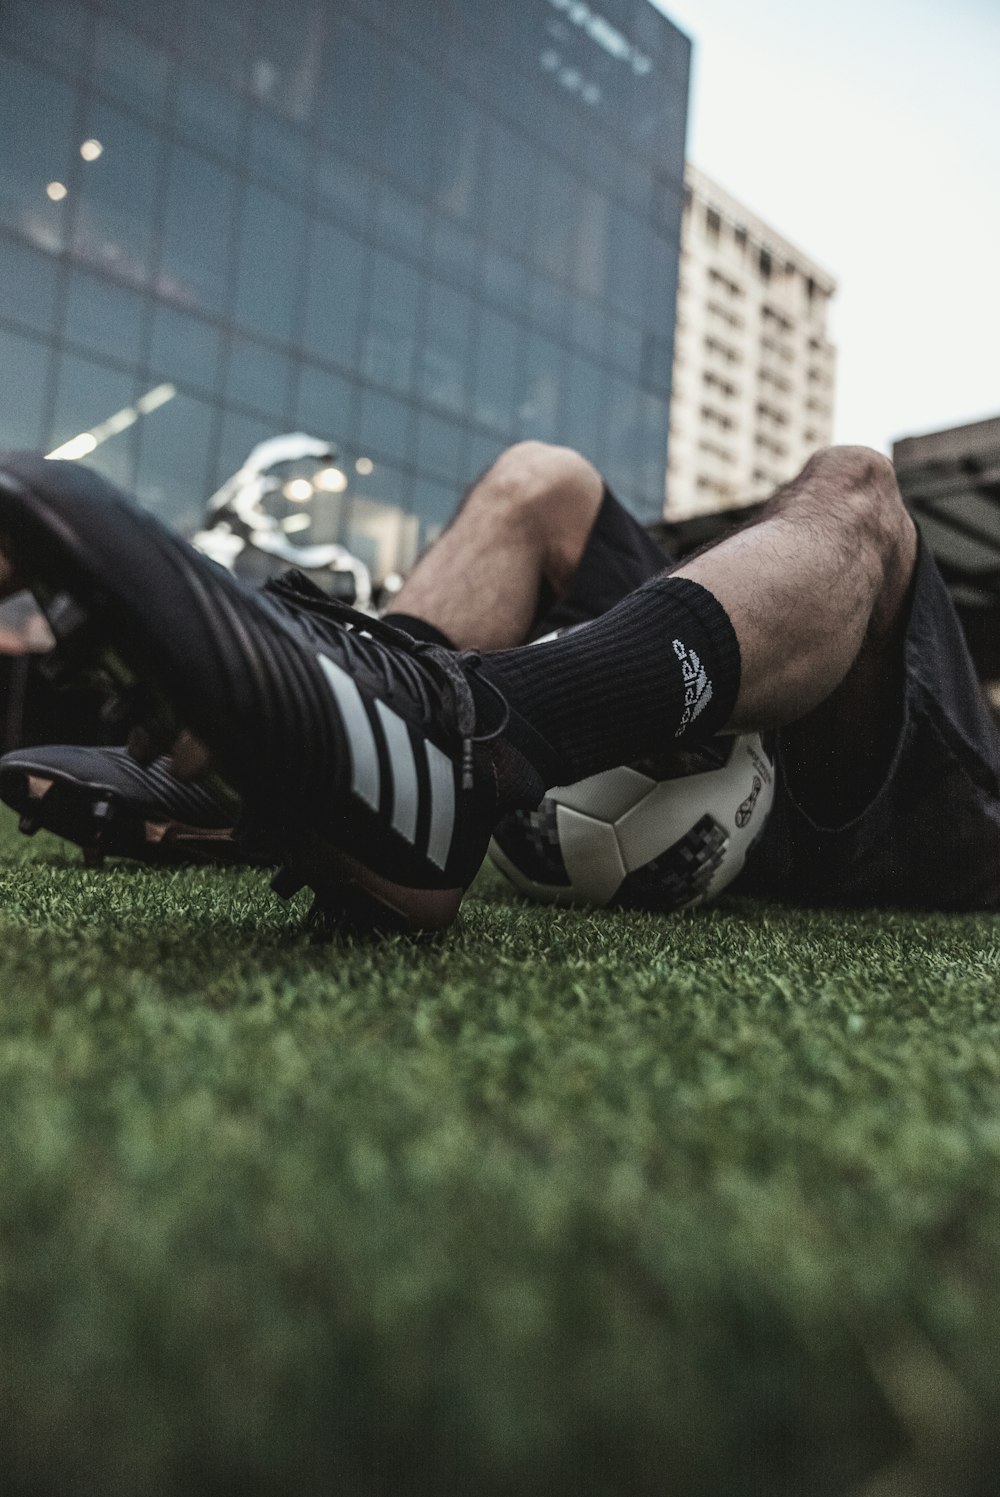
672,639,713,737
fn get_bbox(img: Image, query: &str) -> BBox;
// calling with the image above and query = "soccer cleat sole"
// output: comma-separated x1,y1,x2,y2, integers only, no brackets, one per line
272,842,463,938
2,768,245,867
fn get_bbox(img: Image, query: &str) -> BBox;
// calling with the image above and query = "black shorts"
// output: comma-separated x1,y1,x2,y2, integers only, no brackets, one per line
532,486,1000,912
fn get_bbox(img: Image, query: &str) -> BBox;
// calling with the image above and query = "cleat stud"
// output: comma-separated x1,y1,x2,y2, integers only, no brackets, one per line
82,846,105,870
18,811,40,836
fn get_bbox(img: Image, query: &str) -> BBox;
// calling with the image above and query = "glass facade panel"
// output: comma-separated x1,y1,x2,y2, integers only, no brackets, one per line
295,363,355,443
247,112,311,200
318,14,385,168
472,309,523,434
517,331,565,443
224,334,295,422
485,122,538,256
93,17,172,122
50,352,138,489
174,71,247,164
0,0,91,75
184,3,250,91
64,269,146,369
563,353,609,466
415,410,466,486
432,92,487,225
359,251,423,396
0,235,60,339
373,182,428,261
159,147,241,316
234,186,308,343
135,390,218,533
72,101,164,285
302,220,367,372
356,388,413,466
313,151,372,237
250,3,327,124
0,0,689,569
0,326,50,450
0,54,76,253
419,282,474,416
215,407,280,489
149,305,225,397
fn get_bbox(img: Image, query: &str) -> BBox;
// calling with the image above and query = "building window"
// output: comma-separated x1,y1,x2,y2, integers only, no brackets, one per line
759,248,772,280
705,206,721,243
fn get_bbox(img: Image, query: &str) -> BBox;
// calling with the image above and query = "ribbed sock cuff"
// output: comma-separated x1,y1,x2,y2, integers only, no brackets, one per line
478,576,742,782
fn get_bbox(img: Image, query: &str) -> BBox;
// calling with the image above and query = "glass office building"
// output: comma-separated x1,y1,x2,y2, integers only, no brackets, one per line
0,0,689,579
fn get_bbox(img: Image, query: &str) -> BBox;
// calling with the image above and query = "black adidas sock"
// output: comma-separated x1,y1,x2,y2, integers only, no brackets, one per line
477,576,741,784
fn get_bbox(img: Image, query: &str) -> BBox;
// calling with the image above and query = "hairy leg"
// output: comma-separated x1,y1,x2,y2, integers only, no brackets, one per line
388,441,604,650
676,445,918,818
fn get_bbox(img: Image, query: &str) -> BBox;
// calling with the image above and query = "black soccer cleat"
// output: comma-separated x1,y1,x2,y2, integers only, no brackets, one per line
0,453,550,934
0,743,246,867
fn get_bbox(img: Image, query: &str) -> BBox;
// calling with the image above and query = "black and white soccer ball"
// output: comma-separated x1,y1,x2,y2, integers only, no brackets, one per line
489,734,774,912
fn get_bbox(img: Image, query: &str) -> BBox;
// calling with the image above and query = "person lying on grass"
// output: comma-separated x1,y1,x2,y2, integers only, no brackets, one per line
0,440,996,931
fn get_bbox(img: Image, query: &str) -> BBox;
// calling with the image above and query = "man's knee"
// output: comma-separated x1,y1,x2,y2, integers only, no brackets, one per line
786,444,910,558
480,441,603,518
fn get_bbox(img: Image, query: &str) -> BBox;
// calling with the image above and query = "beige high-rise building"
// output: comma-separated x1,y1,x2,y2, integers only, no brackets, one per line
665,164,837,520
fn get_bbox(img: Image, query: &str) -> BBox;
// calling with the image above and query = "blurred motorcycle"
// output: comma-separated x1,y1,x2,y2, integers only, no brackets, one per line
191,432,373,609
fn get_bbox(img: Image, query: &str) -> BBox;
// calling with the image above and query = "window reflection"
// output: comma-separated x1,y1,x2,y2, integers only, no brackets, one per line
149,304,224,397
247,112,311,200
1,0,90,71
159,146,241,314
317,15,385,167
250,1,325,122
0,235,59,338
234,187,307,344
50,353,139,490
0,326,50,450
135,390,217,533
93,18,171,122
72,101,163,285
0,55,76,253
517,331,564,442
357,387,413,466
472,308,522,433
174,71,247,164
415,410,466,486
420,282,474,416
359,252,422,395
302,219,367,372
223,334,295,422
295,363,355,442
64,269,146,368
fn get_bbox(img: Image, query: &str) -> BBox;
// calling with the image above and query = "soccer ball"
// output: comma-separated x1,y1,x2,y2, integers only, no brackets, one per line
488,734,774,912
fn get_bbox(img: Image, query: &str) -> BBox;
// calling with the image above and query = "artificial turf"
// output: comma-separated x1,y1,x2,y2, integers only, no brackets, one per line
1,808,999,1497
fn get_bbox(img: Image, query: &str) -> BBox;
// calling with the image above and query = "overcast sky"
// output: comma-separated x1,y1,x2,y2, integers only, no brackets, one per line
651,0,1000,453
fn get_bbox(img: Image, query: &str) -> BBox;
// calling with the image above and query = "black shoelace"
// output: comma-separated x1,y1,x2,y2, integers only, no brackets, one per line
263,571,510,789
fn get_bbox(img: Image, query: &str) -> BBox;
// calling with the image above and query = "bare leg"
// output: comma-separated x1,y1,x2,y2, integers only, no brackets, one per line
675,446,918,819
388,441,604,650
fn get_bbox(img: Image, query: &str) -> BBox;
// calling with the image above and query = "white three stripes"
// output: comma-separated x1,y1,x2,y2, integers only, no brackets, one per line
317,653,455,870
